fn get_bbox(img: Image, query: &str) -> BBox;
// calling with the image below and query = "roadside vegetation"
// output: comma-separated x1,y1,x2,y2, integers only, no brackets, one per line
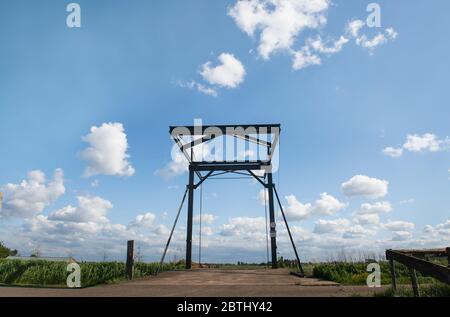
376,282,450,297
0,259,184,287
0,242,18,259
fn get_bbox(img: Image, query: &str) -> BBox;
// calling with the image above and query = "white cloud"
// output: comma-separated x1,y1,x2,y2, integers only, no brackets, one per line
403,133,442,152
49,195,113,224
392,231,413,241
228,0,330,60
181,80,218,97
313,218,350,234
385,28,399,40
1,169,65,219
128,212,156,228
345,19,365,38
284,195,312,221
384,133,450,159
194,213,217,225
220,217,266,238
283,192,346,221
200,53,245,88
346,20,398,53
308,36,349,54
155,143,211,180
343,225,376,239
258,189,268,206
356,33,387,50
311,192,347,216
292,48,321,70
383,220,415,232
341,175,388,199
422,220,450,238
382,147,403,158
80,122,135,177
155,150,188,181
358,201,392,215
292,35,349,70
353,214,380,226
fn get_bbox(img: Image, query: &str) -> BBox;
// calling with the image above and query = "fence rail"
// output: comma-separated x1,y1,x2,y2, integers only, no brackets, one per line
386,247,450,297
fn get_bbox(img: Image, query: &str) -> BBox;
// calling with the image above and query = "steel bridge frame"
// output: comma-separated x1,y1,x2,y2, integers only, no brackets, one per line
170,124,290,270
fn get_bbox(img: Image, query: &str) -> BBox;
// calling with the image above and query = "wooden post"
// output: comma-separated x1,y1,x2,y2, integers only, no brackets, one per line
446,247,450,268
126,240,134,280
389,259,397,292
409,267,420,297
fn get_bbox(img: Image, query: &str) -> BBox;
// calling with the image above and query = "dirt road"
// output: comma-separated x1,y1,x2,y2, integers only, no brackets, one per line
0,269,388,297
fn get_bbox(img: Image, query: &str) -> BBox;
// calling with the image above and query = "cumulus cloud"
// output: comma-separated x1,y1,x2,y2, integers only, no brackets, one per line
343,225,376,239
284,195,312,221
0,169,65,219
49,195,113,224
383,220,415,232
194,213,217,224
358,201,392,215
307,36,349,54
128,212,156,229
80,122,135,177
382,147,403,158
220,217,266,239
341,175,388,199
229,2,397,71
200,53,246,88
403,133,442,152
346,19,365,38
311,193,347,216
283,193,346,221
155,150,189,181
228,0,330,60
391,231,413,241
292,48,321,70
423,220,450,238
383,133,449,158
155,143,211,180
179,80,218,97
313,218,350,234
353,213,380,226
346,20,398,53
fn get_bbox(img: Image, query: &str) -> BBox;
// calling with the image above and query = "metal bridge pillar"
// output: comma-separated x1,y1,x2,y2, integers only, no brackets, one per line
267,172,278,269
185,168,195,269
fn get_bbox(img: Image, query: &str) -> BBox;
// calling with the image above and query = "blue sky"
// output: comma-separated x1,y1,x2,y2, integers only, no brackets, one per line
0,0,449,263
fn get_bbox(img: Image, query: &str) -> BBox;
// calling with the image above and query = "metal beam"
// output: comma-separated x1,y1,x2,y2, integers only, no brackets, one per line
194,171,214,189
170,124,281,135
273,186,305,276
267,173,278,269
185,170,195,269
248,170,267,188
191,162,269,172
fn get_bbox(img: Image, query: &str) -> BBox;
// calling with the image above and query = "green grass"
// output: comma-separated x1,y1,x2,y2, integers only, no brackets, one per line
0,259,184,287
312,261,436,285
376,282,450,297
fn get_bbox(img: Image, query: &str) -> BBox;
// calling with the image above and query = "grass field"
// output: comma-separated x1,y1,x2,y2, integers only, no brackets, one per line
0,259,184,287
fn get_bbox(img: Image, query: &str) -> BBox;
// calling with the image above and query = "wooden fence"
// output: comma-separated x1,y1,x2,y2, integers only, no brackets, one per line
386,247,450,297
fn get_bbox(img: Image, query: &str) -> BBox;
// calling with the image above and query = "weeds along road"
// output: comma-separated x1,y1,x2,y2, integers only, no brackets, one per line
0,269,389,297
